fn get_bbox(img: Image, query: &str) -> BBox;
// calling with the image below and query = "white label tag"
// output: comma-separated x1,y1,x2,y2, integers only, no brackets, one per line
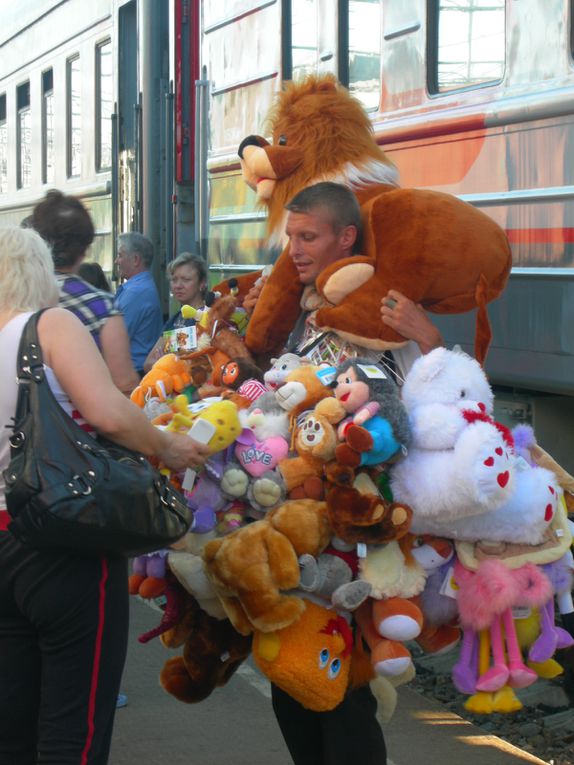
513,455,531,472
182,468,196,491
512,606,531,620
439,565,458,599
356,542,367,558
357,363,386,380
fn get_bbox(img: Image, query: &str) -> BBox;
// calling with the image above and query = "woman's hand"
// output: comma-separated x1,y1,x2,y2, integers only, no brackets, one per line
380,289,443,355
156,430,211,473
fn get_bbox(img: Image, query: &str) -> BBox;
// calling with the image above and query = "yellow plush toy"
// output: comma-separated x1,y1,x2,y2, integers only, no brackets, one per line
202,499,332,635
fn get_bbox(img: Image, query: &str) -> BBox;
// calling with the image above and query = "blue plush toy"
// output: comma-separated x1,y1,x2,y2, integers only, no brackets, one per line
332,358,411,468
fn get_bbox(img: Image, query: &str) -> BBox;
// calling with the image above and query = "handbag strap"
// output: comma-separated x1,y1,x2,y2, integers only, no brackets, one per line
15,309,50,384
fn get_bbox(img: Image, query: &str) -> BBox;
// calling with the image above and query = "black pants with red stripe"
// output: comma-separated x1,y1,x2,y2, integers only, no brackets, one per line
0,532,128,764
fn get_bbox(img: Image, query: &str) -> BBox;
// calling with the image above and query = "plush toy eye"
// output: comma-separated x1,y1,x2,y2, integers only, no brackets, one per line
345,376,352,384
278,134,287,145
328,658,341,679
314,422,321,431
460,390,466,398
319,648,329,669
412,536,424,548
280,363,288,370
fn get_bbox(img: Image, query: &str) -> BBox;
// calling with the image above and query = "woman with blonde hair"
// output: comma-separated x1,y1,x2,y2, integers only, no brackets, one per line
0,226,209,764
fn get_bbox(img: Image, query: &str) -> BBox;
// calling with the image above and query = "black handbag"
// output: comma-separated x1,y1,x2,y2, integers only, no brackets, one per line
3,311,192,557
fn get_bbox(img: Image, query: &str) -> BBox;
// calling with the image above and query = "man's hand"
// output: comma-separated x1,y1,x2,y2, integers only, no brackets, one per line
380,289,443,355
243,275,268,315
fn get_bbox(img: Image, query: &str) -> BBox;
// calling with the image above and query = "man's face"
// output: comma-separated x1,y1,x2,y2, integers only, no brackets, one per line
115,245,137,280
285,208,356,285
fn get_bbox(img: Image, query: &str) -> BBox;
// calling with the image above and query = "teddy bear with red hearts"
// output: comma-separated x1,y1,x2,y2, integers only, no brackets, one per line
390,347,560,545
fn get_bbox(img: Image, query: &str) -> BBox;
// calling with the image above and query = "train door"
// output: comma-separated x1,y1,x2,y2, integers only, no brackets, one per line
114,0,139,246
114,0,172,309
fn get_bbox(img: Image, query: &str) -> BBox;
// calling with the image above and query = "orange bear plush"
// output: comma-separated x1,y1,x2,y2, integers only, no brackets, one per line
278,397,344,499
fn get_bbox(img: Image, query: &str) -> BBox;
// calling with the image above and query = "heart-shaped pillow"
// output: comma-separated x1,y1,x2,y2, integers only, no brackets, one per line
235,436,289,477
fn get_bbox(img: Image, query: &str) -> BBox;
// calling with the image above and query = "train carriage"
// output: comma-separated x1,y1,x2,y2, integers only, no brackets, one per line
1,0,573,470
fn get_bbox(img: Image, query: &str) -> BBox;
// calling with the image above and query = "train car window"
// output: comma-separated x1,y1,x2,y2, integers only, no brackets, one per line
96,40,112,172
16,82,31,190
348,0,381,110
67,56,82,178
291,0,319,80
0,95,6,194
428,0,505,93
42,70,54,185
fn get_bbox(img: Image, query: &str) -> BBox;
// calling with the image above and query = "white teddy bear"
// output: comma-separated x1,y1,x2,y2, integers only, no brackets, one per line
390,348,559,545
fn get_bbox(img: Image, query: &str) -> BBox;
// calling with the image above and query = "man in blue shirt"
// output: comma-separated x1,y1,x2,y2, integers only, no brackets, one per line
114,232,163,376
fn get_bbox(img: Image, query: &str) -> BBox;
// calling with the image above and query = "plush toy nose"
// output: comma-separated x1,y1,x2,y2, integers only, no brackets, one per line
238,134,269,158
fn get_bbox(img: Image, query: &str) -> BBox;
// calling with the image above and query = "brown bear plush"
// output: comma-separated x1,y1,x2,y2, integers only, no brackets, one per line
159,589,252,704
278,397,345,499
234,75,511,364
202,498,332,635
325,463,412,545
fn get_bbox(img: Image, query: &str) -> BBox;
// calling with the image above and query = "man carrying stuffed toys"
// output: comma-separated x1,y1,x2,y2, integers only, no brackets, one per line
246,181,443,376
246,181,443,765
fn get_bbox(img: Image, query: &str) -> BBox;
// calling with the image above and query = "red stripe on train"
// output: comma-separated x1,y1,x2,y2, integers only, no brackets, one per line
506,228,574,244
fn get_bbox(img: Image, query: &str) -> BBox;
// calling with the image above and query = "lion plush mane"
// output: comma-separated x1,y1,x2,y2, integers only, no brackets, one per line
241,75,398,246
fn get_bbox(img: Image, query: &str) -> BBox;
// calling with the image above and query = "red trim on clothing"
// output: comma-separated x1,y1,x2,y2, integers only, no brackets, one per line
0,510,9,531
80,557,109,765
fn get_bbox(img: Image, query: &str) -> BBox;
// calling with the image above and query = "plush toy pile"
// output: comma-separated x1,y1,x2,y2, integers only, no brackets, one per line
130,340,574,717
126,74,573,718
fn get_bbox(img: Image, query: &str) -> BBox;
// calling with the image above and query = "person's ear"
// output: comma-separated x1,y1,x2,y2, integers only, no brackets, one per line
339,224,358,252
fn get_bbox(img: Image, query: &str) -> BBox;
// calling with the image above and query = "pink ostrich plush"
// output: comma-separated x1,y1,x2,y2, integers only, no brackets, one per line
453,560,553,694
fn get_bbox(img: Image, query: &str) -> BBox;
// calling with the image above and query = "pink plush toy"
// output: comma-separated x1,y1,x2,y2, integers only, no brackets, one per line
453,560,552,694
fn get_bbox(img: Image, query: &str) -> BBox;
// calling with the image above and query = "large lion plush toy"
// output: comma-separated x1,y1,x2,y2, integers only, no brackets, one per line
235,75,511,364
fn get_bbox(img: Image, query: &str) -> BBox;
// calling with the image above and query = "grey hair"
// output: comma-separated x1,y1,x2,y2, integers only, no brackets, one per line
0,227,59,310
118,232,154,268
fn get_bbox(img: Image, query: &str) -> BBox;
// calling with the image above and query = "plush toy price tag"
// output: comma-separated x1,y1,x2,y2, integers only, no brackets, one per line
439,565,458,600
356,542,367,558
357,363,386,380
316,366,337,387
